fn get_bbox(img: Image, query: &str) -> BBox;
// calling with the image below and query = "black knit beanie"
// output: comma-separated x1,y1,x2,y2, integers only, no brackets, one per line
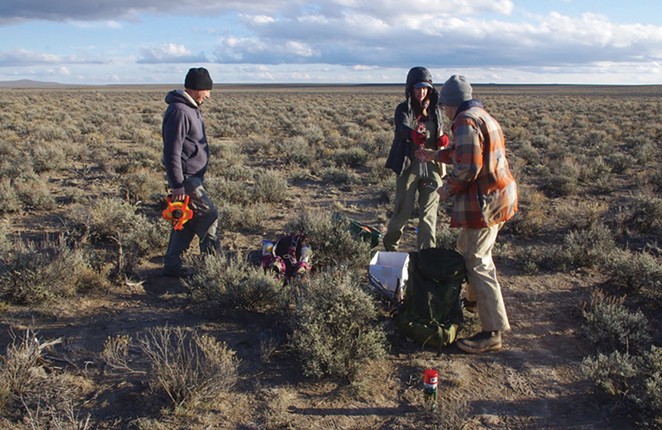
184,67,213,90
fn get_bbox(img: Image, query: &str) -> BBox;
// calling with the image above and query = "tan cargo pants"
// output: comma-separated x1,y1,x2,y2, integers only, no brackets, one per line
456,223,510,332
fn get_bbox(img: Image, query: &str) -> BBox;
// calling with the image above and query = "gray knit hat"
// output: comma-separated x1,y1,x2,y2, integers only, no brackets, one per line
439,75,473,106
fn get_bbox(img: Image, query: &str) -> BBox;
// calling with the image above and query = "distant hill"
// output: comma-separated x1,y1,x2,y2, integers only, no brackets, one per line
0,79,74,88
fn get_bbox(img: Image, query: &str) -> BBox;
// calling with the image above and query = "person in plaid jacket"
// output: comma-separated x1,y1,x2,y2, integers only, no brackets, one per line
417,75,518,354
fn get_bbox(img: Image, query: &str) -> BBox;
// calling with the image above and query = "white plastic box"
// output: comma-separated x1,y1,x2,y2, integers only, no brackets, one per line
368,251,410,302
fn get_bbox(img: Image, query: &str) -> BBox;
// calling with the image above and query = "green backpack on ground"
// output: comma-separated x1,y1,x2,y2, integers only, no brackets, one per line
395,247,466,349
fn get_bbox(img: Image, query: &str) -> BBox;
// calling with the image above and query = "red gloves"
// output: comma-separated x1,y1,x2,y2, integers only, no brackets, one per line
436,134,450,149
410,129,426,146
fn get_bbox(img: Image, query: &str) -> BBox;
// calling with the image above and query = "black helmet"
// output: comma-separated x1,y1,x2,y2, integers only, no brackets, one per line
405,66,433,96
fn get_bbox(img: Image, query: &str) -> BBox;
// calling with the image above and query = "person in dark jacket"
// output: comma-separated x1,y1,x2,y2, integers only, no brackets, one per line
383,67,449,251
161,67,220,277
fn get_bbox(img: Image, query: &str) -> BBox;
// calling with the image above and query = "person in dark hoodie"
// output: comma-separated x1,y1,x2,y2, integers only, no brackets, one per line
383,67,449,251
161,67,220,277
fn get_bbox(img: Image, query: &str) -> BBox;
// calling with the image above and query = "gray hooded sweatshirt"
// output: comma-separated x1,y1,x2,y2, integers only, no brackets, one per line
162,90,210,194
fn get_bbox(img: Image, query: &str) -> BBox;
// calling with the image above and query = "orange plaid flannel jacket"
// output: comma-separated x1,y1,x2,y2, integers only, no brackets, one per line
440,105,518,228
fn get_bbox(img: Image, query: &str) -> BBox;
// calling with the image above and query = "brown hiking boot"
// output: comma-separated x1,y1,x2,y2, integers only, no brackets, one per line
456,331,502,354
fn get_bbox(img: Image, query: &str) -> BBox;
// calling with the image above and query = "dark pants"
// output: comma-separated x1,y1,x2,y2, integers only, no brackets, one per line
163,177,220,271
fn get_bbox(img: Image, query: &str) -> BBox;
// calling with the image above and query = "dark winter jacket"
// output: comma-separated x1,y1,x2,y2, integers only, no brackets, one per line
385,88,443,175
162,90,210,194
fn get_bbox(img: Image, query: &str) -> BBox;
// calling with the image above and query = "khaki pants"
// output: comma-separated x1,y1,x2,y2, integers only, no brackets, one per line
383,161,442,251
456,223,510,332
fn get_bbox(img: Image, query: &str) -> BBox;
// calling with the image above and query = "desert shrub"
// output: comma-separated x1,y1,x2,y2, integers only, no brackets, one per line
299,124,325,145
65,198,167,276
0,329,91,428
377,176,397,205
625,195,662,234
319,166,359,186
185,253,289,313
604,249,662,302
581,347,661,428
252,169,289,203
518,141,542,165
581,290,651,354
541,173,579,197
370,130,393,157
366,156,392,185
101,335,135,375
242,134,279,157
607,152,634,174
32,124,69,141
531,134,552,149
560,223,614,268
216,163,255,182
283,135,316,167
29,141,68,173
632,139,657,164
0,238,107,305
15,174,57,211
340,122,362,139
555,200,609,231
119,169,165,204
208,141,248,176
509,187,548,237
649,165,662,192
289,269,386,381
67,198,141,242
209,177,253,206
579,156,612,191
0,140,30,180
0,178,22,214
332,147,369,168
137,325,239,409
284,210,371,272
114,147,162,174
582,129,612,154
216,202,270,233
0,329,61,398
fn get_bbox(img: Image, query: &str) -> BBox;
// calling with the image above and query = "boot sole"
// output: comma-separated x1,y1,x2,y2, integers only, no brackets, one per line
456,340,502,354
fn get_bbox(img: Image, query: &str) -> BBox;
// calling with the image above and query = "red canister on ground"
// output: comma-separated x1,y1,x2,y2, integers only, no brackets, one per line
423,369,439,409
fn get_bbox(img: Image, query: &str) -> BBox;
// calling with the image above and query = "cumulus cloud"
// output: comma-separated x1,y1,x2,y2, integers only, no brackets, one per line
0,0,304,23
220,7,662,70
138,43,208,64
213,36,318,63
1,0,661,84
0,49,104,66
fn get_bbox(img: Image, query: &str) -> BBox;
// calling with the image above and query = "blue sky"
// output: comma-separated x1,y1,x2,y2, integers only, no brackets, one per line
0,0,660,85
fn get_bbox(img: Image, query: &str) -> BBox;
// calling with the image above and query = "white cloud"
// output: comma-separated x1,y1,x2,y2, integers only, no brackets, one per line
214,35,319,63
0,49,104,66
285,41,316,57
70,20,123,29
138,43,208,63
1,1,661,84
245,14,275,25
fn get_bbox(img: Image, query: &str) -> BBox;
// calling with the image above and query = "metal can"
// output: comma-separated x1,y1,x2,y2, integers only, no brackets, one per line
262,239,274,256
423,369,438,410
299,245,312,263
